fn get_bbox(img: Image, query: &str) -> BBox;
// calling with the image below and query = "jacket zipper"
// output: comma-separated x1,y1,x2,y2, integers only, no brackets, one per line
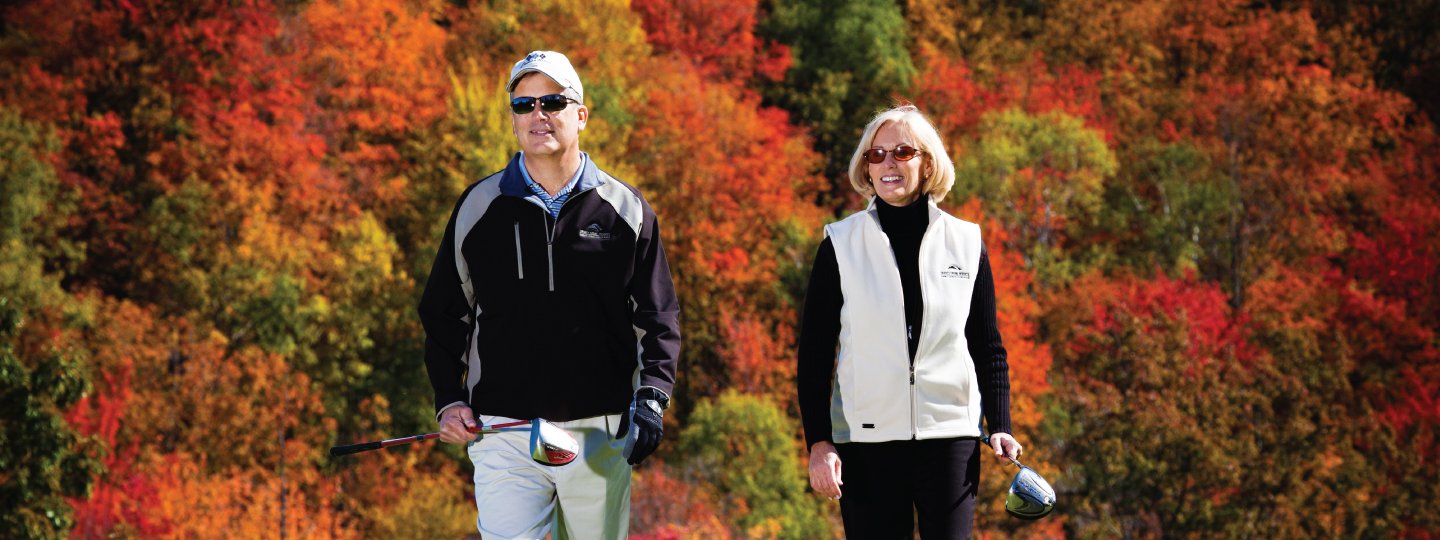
528,181,597,292
539,206,555,292
514,222,525,280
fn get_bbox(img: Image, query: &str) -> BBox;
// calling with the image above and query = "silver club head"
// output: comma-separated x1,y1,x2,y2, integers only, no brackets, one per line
1005,458,1056,520
530,419,579,466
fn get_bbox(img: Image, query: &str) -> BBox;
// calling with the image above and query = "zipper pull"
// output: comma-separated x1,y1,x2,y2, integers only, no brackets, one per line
910,364,915,385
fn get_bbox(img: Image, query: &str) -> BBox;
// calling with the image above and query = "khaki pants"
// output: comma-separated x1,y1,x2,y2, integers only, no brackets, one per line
466,414,630,539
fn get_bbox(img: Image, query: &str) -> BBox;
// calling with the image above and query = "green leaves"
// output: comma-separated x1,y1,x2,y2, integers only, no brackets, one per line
759,0,917,201
0,298,98,539
678,391,833,539
0,109,77,312
955,108,1116,286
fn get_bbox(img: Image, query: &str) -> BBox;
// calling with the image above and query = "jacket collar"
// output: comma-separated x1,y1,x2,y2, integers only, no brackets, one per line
498,152,604,198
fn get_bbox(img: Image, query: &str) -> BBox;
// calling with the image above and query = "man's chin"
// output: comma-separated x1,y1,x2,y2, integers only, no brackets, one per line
522,142,564,156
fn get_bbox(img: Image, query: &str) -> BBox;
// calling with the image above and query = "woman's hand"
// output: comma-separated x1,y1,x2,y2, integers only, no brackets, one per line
989,432,1023,462
808,440,844,500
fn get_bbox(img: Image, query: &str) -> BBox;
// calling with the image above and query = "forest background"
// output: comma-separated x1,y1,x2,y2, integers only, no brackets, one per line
3,0,1438,538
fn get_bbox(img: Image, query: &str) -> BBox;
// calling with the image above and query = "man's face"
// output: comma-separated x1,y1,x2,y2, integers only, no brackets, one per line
510,73,587,158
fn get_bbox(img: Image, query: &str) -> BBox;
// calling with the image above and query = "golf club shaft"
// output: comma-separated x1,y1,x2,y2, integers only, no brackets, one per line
329,420,531,457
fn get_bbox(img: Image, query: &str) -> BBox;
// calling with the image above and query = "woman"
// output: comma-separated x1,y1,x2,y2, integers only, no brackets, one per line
797,104,1023,538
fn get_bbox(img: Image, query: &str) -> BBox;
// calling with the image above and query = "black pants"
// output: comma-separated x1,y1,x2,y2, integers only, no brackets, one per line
834,437,980,539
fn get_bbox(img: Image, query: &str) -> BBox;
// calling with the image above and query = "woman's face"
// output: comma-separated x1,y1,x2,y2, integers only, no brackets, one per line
867,123,925,207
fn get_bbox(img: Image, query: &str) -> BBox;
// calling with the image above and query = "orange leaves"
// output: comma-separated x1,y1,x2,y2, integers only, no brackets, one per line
716,309,796,398
954,200,1052,426
630,464,731,539
3,0,1433,535
635,66,822,295
63,295,349,537
628,62,824,399
300,0,448,135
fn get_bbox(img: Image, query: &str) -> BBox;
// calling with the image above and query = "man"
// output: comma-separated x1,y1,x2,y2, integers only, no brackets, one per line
419,50,681,539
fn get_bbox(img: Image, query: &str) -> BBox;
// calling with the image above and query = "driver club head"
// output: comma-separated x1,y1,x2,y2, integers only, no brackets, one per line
529,419,579,466
1005,459,1056,520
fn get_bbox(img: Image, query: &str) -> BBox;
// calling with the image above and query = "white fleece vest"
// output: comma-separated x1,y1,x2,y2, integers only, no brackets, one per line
826,198,984,443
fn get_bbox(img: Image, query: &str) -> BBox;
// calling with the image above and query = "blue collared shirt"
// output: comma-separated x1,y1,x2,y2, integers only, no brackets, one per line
519,152,587,219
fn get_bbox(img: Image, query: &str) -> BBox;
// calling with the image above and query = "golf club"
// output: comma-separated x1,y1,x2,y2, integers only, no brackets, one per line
329,418,579,466
1001,455,1056,520
983,434,1056,520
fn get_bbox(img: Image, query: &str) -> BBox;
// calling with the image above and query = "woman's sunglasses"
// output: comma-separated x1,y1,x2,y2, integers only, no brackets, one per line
510,94,578,115
863,145,923,164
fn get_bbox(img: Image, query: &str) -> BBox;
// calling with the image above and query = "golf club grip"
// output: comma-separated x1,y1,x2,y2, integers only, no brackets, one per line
329,441,382,457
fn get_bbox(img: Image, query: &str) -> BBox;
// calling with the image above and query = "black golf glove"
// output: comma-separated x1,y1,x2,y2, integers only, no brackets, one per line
616,387,668,465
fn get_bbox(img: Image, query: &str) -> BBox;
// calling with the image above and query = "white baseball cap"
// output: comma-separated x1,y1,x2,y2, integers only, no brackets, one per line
507,50,584,103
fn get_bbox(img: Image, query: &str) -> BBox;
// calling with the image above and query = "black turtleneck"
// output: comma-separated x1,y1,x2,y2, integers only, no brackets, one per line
796,196,1012,449
875,195,931,360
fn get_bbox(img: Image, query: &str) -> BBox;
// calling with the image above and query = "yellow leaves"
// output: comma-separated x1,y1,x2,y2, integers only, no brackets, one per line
448,64,518,178
366,465,476,539
905,0,963,56
332,212,398,280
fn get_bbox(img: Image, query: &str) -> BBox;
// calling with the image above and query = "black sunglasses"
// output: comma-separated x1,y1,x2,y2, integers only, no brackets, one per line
510,94,578,115
863,145,923,164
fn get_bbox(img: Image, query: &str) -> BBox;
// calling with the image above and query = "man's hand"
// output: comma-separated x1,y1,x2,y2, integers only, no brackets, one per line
989,432,1023,462
807,441,843,500
438,404,478,444
616,388,666,465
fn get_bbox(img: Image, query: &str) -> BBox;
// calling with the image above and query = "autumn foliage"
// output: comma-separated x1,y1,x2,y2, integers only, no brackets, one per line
1,0,1437,538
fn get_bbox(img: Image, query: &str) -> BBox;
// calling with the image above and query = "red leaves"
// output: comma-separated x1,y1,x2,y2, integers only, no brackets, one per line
913,51,1111,148
1062,269,1255,372
635,0,792,84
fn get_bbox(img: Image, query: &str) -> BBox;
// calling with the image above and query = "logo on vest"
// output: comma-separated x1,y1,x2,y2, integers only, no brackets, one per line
579,222,612,240
941,264,971,279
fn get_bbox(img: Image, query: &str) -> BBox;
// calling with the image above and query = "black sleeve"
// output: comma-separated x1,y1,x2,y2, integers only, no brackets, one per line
629,200,682,397
417,194,476,417
797,237,843,450
966,245,1012,435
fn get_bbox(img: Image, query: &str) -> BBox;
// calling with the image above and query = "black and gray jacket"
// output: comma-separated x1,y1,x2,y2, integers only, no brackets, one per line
419,153,681,422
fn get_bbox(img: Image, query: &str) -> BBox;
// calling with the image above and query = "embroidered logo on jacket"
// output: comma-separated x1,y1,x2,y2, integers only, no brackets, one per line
579,222,613,240
940,264,971,279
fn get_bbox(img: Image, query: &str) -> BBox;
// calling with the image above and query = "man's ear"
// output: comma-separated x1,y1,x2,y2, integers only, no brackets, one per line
576,105,588,131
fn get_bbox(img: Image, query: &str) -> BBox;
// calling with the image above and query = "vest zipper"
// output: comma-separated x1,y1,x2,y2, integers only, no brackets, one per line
514,222,525,280
911,212,938,437
910,362,919,435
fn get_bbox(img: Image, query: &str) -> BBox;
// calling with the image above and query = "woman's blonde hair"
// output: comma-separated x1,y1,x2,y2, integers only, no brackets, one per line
846,104,955,202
